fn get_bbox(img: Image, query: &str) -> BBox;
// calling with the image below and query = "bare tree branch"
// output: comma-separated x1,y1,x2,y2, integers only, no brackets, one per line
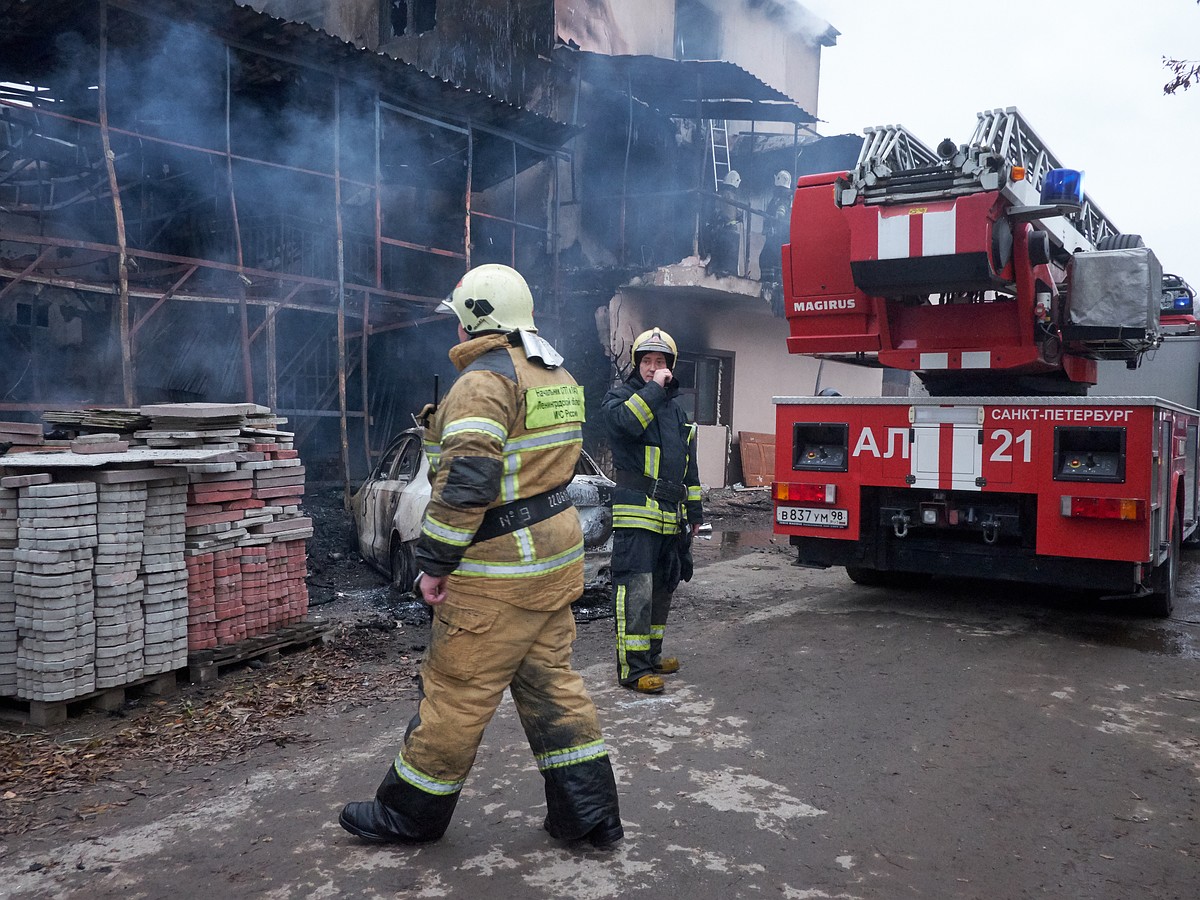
1162,2,1200,95
1164,57,1200,95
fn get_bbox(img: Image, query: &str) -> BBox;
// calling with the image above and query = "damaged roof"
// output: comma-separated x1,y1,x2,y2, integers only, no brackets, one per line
561,48,817,125
0,0,576,154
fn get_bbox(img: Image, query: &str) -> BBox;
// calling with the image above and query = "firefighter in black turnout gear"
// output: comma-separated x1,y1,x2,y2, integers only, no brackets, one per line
602,328,703,693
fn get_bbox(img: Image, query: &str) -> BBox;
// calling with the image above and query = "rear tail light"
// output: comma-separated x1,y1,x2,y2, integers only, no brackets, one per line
1060,496,1144,521
774,482,836,504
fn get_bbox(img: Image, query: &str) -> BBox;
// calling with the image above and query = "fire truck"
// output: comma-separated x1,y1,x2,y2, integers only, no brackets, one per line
773,108,1197,617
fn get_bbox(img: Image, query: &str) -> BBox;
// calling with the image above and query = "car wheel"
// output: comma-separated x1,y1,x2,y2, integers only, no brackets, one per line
390,537,418,593
1147,515,1179,618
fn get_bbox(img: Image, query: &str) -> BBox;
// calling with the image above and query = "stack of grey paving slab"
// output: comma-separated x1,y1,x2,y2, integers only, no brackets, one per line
14,483,98,702
0,402,309,704
0,485,16,694
140,479,188,674
93,482,147,688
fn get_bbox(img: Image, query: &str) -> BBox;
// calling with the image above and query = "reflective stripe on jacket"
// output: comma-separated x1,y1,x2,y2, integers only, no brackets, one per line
602,373,703,535
415,332,586,610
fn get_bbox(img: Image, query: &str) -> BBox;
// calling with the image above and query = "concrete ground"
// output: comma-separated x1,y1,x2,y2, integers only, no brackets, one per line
1,546,1198,899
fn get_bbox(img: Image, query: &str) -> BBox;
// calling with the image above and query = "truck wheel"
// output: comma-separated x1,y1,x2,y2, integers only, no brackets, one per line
846,566,932,589
1095,234,1144,251
1146,516,1180,618
390,537,418,593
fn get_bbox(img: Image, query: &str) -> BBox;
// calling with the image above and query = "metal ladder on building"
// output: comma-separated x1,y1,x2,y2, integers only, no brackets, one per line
709,119,730,190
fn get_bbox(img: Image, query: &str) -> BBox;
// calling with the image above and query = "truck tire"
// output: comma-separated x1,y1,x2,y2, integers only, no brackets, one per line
1147,515,1180,618
1095,234,1144,251
390,536,418,593
845,566,933,589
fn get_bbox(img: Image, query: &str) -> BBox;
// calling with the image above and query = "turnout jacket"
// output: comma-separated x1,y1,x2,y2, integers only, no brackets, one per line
602,372,703,535
415,332,586,611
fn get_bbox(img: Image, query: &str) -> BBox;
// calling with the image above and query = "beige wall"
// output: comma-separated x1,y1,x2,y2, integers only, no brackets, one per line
555,0,675,56
721,16,822,123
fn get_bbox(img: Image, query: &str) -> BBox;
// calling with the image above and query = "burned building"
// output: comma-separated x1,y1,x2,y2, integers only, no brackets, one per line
250,0,880,484
0,0,574,482
2,0,872,487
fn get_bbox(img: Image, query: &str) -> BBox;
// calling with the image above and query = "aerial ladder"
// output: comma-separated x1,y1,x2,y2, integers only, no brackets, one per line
784,107,1162,396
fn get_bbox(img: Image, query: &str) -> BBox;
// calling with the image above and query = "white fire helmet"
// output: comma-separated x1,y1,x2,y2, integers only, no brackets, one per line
722,170,742,190
775,169,793,189
437,264,537,335
631,327,678,369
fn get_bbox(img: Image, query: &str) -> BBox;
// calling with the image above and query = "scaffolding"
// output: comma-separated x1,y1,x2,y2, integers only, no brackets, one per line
0,0,571,487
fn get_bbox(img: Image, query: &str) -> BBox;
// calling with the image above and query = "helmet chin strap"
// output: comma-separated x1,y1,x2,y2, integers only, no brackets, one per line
517,331,564,368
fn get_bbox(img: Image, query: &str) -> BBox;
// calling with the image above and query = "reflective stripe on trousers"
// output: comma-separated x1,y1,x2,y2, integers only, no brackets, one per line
611,528,676,684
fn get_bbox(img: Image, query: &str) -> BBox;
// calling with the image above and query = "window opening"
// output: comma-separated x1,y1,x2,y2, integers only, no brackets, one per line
384,0,437,39
674,0,720,60
386,1,408,37
674,351,731,426
413,0,437,34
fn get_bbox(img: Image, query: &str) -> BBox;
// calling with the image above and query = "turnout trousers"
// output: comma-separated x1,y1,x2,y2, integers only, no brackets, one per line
374,589,620,842
613,527,679,685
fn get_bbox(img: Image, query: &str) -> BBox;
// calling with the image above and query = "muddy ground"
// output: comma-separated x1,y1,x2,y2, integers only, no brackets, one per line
1,484,1198,899
0,484,778,838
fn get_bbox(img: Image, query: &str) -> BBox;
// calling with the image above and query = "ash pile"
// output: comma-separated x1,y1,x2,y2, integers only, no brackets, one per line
0,402,312,705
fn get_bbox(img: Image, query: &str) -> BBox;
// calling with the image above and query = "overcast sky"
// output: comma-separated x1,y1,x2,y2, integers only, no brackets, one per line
799,0,1200,288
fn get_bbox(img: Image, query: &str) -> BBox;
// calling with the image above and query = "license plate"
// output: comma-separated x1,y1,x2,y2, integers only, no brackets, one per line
776,506,848,528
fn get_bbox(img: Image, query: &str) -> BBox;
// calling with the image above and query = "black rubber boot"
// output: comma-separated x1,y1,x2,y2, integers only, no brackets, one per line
339,765,459,844
541,755,623,849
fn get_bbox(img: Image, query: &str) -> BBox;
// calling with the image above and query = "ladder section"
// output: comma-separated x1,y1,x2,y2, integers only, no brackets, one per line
709,119,730,190
839,107,1120,251
967,108,1119,248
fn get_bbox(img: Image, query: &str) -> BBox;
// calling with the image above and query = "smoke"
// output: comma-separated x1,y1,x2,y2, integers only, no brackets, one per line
0,2,469,417
697,0,835,47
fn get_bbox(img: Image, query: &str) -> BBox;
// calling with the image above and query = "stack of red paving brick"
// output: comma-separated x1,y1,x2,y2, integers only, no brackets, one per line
131,403,312,651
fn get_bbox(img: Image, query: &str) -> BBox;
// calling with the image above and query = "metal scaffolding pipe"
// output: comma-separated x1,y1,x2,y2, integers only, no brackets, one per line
0,246,52,304
98,3,134,407
334,81,351,501
226,47,253,402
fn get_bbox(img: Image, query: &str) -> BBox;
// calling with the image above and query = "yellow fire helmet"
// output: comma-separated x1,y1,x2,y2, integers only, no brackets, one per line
438,264,537,335
631,327,678,369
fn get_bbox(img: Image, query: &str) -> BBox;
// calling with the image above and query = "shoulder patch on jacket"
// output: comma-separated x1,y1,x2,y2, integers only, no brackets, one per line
526,384,585,429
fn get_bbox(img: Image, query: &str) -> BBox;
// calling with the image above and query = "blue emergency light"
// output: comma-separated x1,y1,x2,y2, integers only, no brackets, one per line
1041,168,1083,207
1174,295,1193,311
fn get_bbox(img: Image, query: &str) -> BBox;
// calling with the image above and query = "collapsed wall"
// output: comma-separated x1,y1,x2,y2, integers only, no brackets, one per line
0,403,312,705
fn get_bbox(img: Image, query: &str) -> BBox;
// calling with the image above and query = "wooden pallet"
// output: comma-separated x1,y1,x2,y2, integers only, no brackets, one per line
0,670,180,728
186,618,333,685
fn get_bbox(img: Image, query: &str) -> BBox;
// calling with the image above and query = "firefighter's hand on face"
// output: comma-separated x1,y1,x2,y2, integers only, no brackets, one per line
651,367,673,388
416,572,449,605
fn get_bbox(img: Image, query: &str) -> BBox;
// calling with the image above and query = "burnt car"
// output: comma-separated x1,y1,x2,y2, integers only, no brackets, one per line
351,427,614,592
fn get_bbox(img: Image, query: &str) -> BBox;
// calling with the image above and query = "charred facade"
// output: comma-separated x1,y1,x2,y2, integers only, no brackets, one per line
0,0,572,480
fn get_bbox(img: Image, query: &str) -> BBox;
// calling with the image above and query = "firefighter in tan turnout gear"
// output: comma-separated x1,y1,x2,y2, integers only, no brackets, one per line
602,327,703,694
339,264,623,849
